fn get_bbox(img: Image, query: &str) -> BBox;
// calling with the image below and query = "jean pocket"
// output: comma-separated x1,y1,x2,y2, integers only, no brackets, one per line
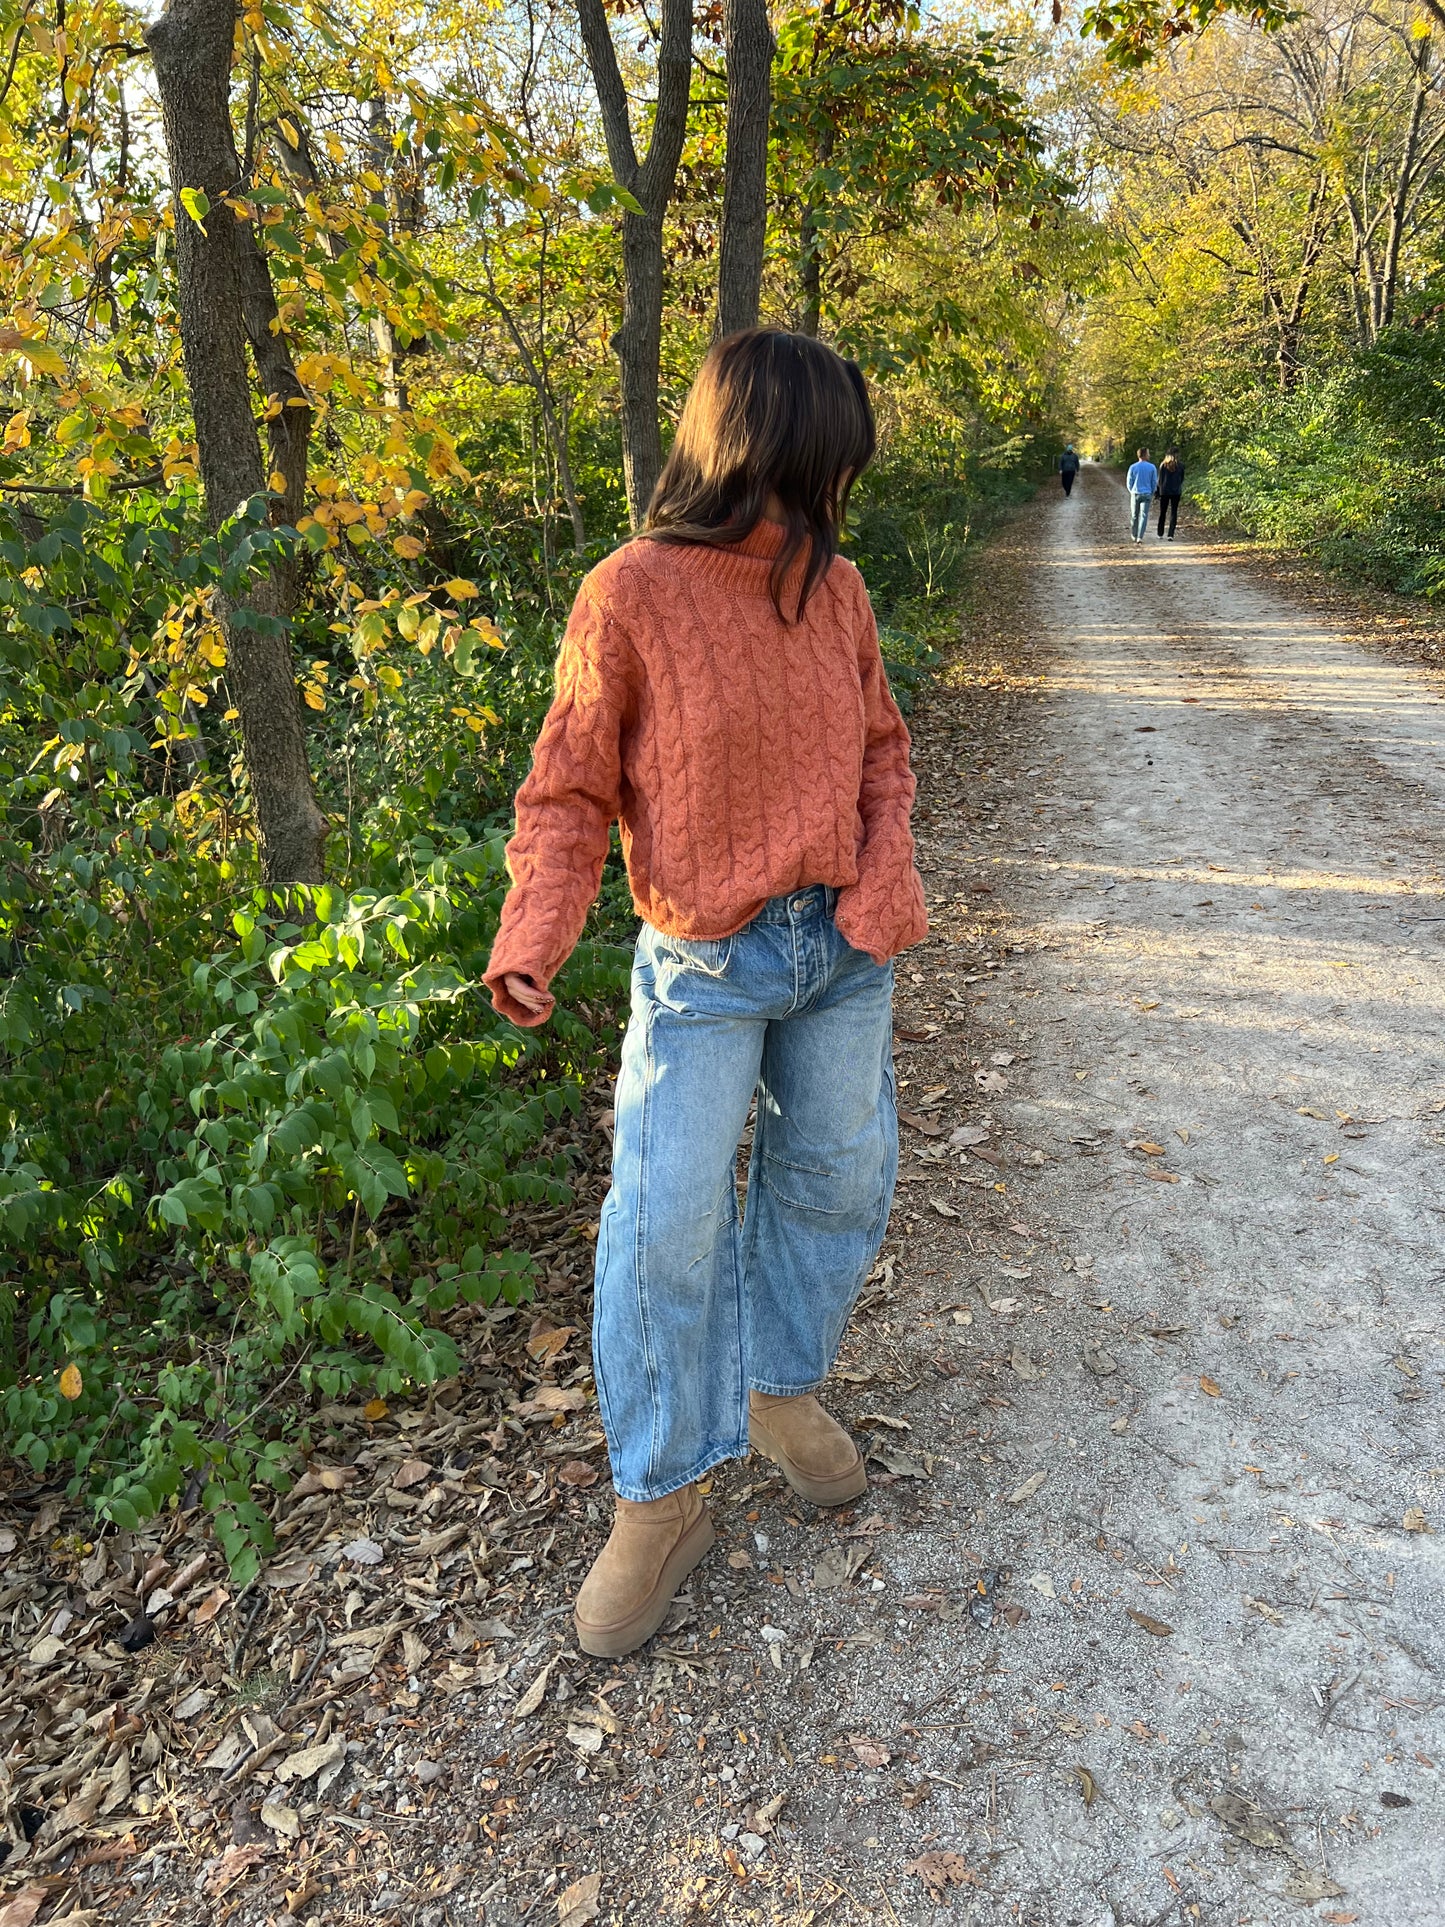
650,929,734,979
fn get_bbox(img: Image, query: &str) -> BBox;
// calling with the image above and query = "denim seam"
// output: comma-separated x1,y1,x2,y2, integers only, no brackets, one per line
868,1050,899,1240
635,997,665,1494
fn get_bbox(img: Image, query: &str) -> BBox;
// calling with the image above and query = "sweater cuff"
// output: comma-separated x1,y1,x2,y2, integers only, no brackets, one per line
483,958,556,1029
834,870,929,963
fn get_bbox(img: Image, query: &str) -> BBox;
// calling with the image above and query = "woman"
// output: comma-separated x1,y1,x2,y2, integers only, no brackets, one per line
484,329,927,1656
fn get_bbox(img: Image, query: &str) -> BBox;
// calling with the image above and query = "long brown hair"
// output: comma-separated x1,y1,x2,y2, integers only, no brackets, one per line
643,328,876,620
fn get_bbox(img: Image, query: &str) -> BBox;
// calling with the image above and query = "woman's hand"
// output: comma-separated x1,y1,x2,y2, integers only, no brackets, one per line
503,972,552,1017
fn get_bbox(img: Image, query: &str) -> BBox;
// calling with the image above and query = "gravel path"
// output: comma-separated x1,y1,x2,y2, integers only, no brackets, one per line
74,472,1445,1927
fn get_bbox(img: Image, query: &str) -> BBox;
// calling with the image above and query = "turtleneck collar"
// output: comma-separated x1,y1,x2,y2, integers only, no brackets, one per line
638,517,824,601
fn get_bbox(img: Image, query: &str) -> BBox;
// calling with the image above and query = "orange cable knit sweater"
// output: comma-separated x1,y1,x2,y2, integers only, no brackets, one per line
483,520,928,1027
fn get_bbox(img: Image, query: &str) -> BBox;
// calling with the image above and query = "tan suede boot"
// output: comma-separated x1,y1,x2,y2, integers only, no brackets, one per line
574,1486,715,1659
749,1391,867,1506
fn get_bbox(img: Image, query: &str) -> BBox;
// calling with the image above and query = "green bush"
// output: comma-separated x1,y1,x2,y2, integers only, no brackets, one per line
0,482,631,1578
1191,327,1445,595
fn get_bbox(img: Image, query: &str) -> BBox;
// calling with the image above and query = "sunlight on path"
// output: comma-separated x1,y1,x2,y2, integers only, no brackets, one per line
908,464,1445,1920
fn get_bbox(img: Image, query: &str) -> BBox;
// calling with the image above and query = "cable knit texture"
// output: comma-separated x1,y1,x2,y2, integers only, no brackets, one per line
483,521,928,1026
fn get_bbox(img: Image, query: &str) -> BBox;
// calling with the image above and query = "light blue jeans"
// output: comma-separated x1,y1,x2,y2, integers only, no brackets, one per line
593,886,898,1502
1130,492,1152,540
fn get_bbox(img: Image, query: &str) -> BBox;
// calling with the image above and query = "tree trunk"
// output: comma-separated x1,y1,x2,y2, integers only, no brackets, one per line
1381,40,1431,335
718,0,774,337
146,0,327,885
798,117,835,337
366,96,410,412
575,0,694,529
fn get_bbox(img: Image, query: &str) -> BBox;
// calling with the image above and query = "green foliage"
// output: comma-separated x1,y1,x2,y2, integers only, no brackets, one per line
1079,0,1298,69
1192,328,1445,593
0,475,631,1577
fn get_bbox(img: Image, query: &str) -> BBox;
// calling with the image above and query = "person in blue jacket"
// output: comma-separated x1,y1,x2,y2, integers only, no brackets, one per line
1126,449,1157,544
1060,444,1081,496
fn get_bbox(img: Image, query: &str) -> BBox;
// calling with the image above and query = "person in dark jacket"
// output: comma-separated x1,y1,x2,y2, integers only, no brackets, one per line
1060,444,1080,496
1157,449,1184,538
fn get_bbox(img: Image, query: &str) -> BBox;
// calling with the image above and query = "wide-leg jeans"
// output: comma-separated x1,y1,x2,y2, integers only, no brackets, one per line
592,886,898,1502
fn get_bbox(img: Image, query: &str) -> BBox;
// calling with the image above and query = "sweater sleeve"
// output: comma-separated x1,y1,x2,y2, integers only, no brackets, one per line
833,583,929,966
483,585,634,1027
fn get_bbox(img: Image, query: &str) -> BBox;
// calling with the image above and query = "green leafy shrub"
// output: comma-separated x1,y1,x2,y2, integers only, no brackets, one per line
1192,327,1445,595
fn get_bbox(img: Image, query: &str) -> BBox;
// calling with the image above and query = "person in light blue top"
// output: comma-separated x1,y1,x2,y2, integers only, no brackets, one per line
1126,449,1157,543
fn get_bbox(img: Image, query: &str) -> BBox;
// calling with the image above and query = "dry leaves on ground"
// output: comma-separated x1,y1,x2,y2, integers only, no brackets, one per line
556,1870,603,1926
906,1850,978,1899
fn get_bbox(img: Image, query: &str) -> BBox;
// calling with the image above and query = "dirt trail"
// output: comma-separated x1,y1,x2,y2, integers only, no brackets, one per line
38,473,1445,1927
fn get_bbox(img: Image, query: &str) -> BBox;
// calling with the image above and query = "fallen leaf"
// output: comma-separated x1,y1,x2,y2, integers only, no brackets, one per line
899,1108,944,1137
362,1397,389,1421
860,1412,910,1431
727,1549,754,1569
1209,1791,1292,1852
26,1633,67,1667
866,1441,930,1478
905,1851,976,1900
752,1791,787,1832
974,1069,1008,1094
990,1050,1015,1066
262,1555,320,1589
1026,1573,1057,1598
557,1872,603,1927
558,1460,599,1488
932,1198,961,1218
205,1843,270,1896
260,1799,301,1841
1005,1469,1047,1506
512,1659,555,1719
848,1734,892,1768
1010,1345,1041,1383
949,1124,990,1147
566,1722,605,1755
59,1362,83,1400
1127,1140,1165,1156
527,1324,578,1363
192,1585,231,1626
284,1875,324,1917
526,1385,587,1413
273,1735,346,1785
1283,1868,1345,1904
1075,1765,1098,1808
391,1459,432,1490
0,1886,48,1927
1403,1507,1428,1533
1199,1375,1222,1397
1126,1608,1174,1637
813,1543,869,1591
340,1537,385,1566
1083,1346,1117,1377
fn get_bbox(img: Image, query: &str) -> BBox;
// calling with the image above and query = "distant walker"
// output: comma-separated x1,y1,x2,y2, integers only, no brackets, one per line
1126,448,1158,544
1060,443,1081,497
1157,448,1184,539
